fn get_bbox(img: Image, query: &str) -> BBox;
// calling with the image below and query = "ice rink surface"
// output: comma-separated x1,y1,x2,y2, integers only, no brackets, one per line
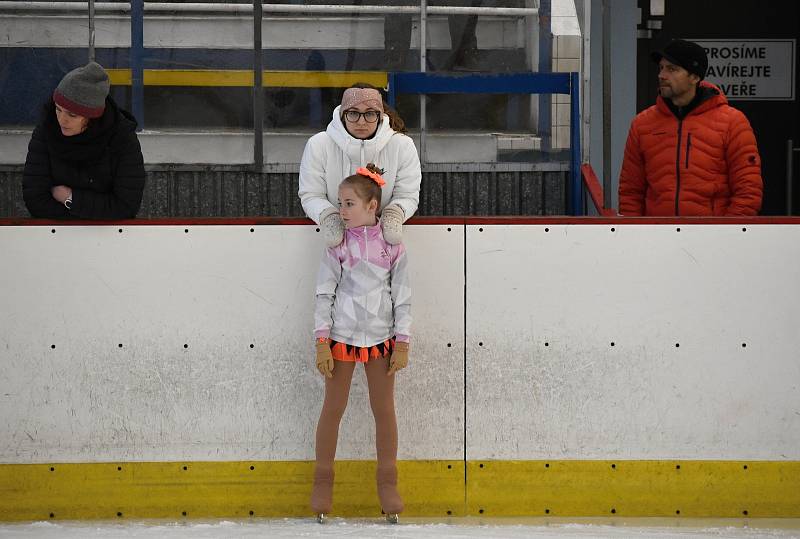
1,518,799,539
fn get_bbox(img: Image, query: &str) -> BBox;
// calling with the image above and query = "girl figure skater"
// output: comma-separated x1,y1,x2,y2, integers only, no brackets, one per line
311,163,411,523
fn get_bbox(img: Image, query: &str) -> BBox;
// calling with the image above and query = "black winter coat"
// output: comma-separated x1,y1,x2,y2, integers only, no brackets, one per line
22,97,145,219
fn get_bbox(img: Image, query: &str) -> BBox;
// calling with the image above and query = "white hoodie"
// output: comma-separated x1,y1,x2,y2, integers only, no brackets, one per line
298,106,421,224
315,223,411,348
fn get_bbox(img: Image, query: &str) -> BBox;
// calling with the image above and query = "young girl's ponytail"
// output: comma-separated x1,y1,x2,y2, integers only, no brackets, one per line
342,162,385,204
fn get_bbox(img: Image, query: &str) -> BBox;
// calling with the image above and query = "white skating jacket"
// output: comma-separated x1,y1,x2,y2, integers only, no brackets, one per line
298,106,421,224
315,223,411,347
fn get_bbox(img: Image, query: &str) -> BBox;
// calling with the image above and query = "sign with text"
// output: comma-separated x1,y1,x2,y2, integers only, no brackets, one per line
694,39,796,101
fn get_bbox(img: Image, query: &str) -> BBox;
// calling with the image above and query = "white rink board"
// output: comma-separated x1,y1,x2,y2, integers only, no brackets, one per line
2,223,799,464
465,224,800,460
0,225,464,463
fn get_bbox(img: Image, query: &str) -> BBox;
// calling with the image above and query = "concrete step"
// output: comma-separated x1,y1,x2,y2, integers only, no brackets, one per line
0,129,543,165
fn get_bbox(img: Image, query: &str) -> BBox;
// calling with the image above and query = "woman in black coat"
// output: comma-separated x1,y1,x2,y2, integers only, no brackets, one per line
23,62,145,219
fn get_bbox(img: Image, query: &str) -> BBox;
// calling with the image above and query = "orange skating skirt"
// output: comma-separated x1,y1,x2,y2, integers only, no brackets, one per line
330,337,395,363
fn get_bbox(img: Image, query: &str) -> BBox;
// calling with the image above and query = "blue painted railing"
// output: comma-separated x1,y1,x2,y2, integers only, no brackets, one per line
388,72,582,216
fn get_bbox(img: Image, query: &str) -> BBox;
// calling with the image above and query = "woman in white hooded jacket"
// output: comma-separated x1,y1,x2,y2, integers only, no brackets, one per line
298,84,421,246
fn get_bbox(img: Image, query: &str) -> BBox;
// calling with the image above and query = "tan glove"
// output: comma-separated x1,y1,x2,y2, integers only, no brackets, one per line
380,204,405,245
387,341,409,376
320,207,345,247
316,340,334,378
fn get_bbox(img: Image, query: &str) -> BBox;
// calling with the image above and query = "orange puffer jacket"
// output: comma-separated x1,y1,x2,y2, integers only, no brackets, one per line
618,82,762,216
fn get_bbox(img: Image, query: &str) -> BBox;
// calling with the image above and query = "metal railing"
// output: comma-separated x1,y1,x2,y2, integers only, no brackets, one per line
114,1,542,170
1,1,583,213
388,71,583,215
580,163,614,216
0,2,538,15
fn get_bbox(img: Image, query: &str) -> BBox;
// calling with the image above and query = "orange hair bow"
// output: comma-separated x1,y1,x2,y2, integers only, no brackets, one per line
356,166,386,187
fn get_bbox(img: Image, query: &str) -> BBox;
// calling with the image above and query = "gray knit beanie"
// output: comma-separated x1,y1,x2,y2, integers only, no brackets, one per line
53,62,110,118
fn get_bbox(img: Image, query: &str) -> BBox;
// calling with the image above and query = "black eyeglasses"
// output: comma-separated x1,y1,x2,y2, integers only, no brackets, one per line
343,110,380,123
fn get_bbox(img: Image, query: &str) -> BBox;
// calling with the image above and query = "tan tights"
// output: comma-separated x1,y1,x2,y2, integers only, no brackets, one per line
315,356,397,468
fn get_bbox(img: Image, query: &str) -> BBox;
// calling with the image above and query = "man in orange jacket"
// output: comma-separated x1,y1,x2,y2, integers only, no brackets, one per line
618,39,763,216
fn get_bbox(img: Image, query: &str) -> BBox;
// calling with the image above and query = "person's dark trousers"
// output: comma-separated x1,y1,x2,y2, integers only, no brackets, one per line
434,0,482,70
447,12,479,69
383,0,531,71
384,1,413,70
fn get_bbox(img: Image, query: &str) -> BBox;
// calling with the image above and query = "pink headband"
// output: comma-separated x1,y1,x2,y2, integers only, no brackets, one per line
341,88,384,113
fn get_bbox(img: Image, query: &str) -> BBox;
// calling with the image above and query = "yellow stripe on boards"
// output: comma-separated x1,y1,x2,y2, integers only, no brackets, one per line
146,69,253,87
104,70,388,88
466,460,800,518
106,69,131,85
0,460,463,522
1,460,798,521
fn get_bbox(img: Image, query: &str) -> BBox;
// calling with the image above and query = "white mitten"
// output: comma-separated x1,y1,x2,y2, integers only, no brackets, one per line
380,204,405,245
319,207,345,247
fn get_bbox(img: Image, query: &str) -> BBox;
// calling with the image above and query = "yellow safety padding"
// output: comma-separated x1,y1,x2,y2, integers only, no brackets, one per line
105,70,388,88
466,460,800,518
2,460,798,521
0,460,463,522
